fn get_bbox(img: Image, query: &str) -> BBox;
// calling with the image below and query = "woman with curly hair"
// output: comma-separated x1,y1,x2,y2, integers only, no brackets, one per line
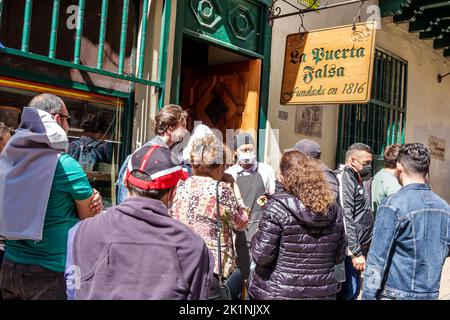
248,150,347,300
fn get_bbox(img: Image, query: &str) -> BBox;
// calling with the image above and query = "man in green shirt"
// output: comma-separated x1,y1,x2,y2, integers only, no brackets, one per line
0,93,103,300
371,144,402,215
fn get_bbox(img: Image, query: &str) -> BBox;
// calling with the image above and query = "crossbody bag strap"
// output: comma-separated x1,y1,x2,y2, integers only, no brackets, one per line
216,181,224,285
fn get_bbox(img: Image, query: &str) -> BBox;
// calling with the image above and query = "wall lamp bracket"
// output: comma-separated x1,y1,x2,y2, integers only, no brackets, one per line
437,73,450,83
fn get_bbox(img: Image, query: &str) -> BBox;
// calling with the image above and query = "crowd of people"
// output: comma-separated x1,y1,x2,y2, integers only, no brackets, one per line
0,93,449,300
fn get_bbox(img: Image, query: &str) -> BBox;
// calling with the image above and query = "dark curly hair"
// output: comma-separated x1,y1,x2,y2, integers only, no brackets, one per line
280,151,334,215
397,143,431,176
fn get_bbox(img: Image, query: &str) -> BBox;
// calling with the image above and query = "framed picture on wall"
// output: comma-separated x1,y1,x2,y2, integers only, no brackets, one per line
295,105,323,138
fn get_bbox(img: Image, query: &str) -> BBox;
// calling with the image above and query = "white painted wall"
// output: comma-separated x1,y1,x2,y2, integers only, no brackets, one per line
266,0,450,203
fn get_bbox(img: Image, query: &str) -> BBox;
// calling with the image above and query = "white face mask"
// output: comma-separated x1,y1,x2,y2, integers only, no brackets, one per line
237,151,256,165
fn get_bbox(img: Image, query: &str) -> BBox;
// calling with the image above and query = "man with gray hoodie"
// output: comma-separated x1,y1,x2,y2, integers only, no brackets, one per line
66,145,213,299
0,93,102,300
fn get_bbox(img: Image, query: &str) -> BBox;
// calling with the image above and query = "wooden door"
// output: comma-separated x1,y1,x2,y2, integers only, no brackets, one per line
181,59,261,142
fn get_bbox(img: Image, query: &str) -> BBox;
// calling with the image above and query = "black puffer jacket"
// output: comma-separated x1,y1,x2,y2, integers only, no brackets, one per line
248,190,346,300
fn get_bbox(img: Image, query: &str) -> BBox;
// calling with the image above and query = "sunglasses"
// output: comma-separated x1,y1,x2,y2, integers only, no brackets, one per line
52,113,72,126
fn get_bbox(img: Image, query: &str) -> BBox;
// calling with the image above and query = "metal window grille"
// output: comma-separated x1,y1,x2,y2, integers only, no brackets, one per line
336,49,408,171
0,0,171,96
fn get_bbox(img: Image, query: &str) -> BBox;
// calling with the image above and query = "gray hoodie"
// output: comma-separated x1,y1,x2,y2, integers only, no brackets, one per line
67,197,214,300
0,107,68,240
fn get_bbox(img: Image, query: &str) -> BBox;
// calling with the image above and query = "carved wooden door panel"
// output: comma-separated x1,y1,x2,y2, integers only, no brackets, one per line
181,60,261,140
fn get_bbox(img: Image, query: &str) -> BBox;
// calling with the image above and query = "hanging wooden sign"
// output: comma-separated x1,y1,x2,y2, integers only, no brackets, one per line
280,22,376,105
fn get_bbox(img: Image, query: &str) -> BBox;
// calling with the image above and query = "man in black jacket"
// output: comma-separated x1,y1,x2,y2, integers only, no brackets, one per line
337,143,374,300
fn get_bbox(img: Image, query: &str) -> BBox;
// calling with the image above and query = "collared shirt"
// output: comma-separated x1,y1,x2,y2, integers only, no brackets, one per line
226,162,276,195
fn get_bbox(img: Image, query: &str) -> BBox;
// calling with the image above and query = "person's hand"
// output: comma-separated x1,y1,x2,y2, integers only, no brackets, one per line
352,255,366,271
89,189,103,214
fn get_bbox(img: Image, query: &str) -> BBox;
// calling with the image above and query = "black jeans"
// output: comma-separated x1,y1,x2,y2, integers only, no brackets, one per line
0,250,3,300
0,258,67,300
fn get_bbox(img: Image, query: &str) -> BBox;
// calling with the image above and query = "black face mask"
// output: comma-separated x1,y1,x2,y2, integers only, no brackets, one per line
359,164,372,178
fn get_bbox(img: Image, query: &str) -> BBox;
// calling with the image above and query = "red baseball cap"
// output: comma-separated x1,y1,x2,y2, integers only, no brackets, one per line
125,145,188,190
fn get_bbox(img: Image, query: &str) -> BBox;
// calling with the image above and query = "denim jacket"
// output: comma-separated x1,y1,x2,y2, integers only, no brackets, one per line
362,183,450,300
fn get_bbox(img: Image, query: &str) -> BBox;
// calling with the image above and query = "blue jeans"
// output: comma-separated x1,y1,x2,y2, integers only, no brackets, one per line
337,256,361,300
226,268,244,300
208,269,244,300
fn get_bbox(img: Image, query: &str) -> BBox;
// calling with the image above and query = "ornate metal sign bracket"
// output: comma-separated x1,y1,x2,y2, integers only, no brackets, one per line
269,0,366,27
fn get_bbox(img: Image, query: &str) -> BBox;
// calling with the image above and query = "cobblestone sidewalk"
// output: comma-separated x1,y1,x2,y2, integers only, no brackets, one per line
439,258,450,300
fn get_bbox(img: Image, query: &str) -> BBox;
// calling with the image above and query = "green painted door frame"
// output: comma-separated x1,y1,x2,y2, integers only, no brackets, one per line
169,0,272,161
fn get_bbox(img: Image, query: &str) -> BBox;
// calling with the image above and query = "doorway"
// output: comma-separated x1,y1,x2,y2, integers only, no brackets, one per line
178,37,262,142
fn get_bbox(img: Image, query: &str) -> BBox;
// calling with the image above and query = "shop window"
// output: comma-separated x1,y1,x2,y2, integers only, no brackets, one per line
336,49,408,173
0,76,123,208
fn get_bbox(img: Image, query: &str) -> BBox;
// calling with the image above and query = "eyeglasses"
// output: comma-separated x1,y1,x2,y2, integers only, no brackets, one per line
52,113,72,126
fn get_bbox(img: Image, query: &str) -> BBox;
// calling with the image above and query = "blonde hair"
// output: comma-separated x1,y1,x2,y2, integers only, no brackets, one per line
190,133,228,176
280,151,334,214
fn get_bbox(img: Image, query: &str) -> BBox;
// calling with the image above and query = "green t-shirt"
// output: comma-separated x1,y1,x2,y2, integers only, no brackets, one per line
371,169,402,214
5,154,93,272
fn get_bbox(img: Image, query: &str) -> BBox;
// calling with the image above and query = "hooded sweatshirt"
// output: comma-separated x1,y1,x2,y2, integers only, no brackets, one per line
249,189,347,300
67,197,214,300
0,107,68,240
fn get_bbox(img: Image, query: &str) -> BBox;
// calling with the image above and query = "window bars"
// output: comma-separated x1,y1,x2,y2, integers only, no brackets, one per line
337,49,408,167
0,0,171,88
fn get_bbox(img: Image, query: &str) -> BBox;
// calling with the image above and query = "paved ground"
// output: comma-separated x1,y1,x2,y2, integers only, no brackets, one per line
439,258,450,300
357,258,450,300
